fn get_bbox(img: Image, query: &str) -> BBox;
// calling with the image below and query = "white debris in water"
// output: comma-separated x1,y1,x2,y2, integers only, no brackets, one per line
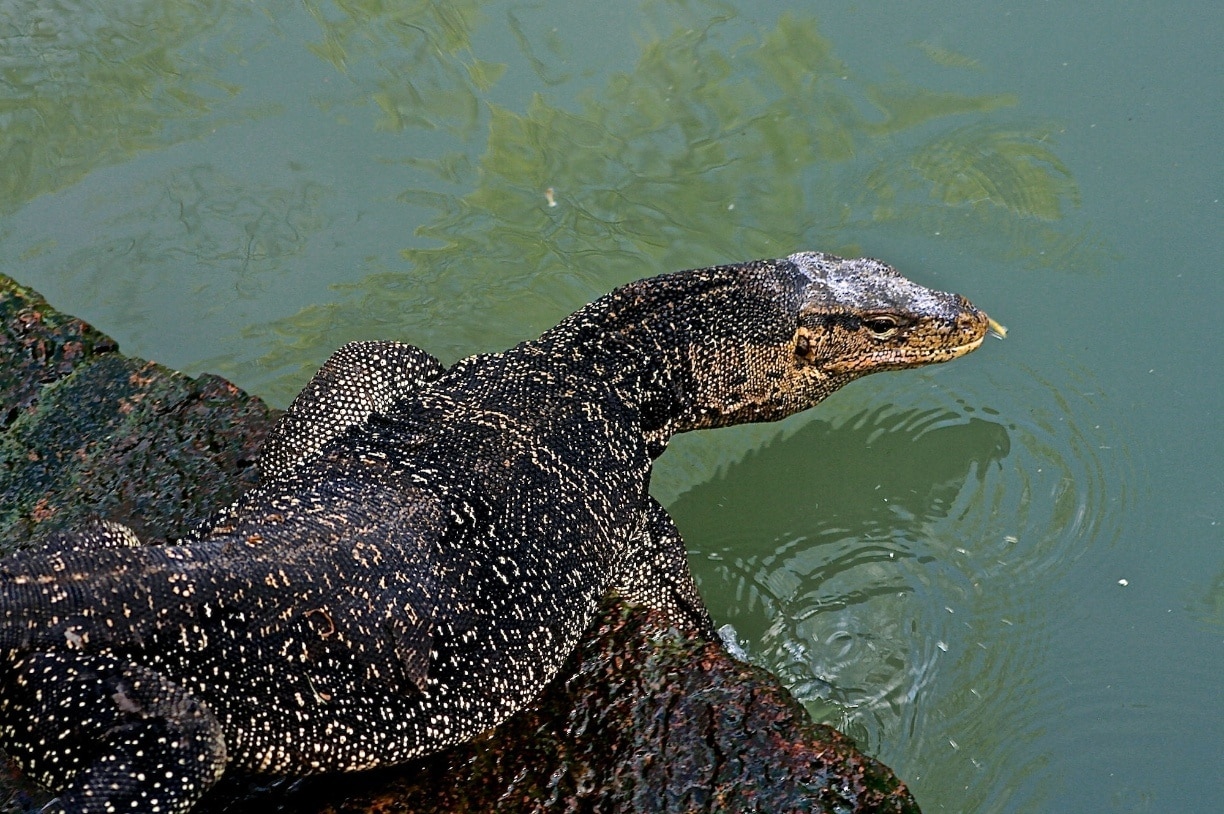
717,623,750,661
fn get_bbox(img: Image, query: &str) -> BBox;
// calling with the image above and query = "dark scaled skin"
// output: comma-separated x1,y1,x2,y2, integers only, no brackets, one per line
0,252,993,813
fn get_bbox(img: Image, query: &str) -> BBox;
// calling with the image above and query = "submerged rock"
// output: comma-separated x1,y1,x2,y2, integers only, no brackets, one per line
0,272,918,813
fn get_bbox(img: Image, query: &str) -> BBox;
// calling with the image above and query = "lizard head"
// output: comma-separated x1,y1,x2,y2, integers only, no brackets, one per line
539,251,996,445
671,251,995,433
789,250,991,378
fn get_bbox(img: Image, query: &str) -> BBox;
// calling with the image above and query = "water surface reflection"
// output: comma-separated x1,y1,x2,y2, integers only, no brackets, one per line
670,367,1131,811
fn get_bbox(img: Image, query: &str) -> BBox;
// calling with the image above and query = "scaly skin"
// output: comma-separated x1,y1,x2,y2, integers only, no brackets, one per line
0,252,992,813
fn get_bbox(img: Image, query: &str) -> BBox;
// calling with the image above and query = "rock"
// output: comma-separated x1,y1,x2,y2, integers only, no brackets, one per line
0,272,919,813
0,278,276,547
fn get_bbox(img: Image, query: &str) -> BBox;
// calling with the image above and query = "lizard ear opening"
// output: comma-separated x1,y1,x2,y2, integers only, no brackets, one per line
793,326,819,365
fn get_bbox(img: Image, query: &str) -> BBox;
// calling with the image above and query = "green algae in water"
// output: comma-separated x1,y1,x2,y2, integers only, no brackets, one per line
225,4,1096,405
0,0,251,216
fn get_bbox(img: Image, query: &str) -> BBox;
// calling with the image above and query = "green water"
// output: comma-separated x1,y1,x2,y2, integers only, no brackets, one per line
2,1,1221,810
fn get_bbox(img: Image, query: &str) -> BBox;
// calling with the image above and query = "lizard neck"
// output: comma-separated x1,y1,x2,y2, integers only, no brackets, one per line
530,262,816,457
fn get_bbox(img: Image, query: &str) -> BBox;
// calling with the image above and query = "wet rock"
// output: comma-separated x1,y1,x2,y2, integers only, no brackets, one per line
0,272,919,813
204,602,920,814
0,277,276,548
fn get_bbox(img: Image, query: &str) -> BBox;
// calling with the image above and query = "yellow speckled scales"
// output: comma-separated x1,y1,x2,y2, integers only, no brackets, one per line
1,252,992,812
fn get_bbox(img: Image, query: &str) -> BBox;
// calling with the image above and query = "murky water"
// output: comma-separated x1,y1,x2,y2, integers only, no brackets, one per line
2,1,1220,811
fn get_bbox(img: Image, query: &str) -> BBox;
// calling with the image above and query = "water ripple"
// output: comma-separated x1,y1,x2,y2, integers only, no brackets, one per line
673,363,1138,810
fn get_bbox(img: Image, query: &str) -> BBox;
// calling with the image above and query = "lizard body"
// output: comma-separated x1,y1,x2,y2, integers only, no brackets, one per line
0,252,994,812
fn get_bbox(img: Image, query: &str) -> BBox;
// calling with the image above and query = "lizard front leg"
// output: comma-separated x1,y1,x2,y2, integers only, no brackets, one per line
259,340,445,483
613,497,716,639
184,340,445,542
0,652,226,814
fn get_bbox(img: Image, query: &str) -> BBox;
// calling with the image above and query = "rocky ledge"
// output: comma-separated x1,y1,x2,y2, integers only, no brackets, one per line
0,273,918,813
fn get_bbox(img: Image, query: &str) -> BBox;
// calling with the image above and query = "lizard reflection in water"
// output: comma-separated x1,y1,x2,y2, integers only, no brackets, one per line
0,252,997,813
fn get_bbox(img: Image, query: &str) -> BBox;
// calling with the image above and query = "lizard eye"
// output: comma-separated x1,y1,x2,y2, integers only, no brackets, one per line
863,316,900,338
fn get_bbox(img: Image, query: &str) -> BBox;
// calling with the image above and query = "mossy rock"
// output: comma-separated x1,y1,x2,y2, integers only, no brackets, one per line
0,272,917,814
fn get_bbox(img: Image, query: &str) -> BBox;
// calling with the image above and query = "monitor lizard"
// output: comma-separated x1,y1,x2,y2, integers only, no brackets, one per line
0,252,998,813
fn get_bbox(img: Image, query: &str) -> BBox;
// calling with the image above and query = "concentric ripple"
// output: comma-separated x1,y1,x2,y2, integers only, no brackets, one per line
670,363,1138,811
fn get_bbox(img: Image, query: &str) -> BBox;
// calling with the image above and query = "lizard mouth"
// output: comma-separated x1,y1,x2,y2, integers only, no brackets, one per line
890,309,1000,367
819,307,1002,377
944,333,986,358
947,309,1005,355
826,326,989,375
